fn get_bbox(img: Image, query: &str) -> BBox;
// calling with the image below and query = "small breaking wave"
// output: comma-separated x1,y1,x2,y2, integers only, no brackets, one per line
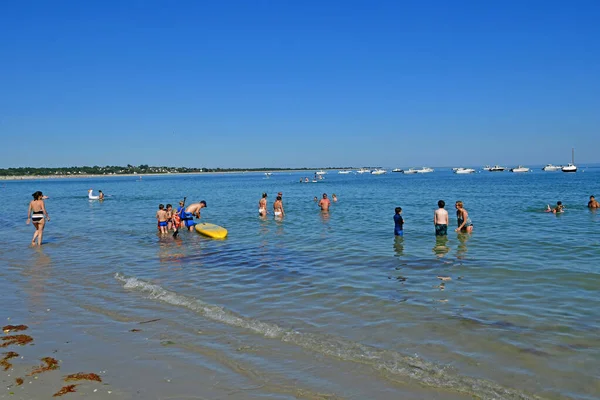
115,273,541,400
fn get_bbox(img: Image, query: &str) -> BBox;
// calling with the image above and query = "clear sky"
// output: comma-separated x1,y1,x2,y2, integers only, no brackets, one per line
1,0,599,168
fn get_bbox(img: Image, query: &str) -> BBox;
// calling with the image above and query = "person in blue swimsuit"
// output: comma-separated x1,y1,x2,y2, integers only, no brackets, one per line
156,204,168,234
393,207,404,236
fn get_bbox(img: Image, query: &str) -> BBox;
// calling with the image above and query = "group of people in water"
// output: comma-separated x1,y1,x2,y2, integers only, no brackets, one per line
24,190,600,245
156,199,207,236
392,200,474,238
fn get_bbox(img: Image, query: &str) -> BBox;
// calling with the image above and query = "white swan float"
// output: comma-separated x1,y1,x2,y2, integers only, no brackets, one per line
88,189,99,200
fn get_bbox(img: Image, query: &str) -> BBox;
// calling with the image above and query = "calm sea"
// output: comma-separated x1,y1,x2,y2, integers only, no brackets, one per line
1,168,599,399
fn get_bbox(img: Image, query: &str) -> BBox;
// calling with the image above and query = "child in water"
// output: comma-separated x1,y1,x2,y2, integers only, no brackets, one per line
552,201,565,214
394,207,404,236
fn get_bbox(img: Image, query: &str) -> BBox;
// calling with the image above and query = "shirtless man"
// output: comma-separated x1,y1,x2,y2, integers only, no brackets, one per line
181,200,207,231
588,195,600,209
434,200,449,236
258,193,268,216
156,204,168,234
318,193,331,211
273,195,284,218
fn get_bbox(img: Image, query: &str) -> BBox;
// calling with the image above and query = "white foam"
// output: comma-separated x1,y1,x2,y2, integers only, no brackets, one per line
114,273,538,399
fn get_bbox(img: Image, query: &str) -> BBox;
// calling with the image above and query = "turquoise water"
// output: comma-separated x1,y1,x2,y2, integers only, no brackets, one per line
1,168,599,399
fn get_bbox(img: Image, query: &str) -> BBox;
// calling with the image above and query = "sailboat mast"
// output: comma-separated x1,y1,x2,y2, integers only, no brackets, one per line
572,147,575,164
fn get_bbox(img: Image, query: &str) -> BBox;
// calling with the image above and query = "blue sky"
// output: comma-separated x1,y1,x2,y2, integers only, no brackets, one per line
1,0,599,168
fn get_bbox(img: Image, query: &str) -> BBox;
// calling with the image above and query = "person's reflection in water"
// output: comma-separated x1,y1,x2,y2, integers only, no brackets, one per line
21,247,52,322
457,233,470,259
393,235,405,257
320,210,330,224
432,236,450,258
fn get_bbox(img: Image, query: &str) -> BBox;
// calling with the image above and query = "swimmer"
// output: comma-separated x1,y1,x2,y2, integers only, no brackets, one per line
156,204,168,234
455,201,473,233
273,195,284,218
318,193,330,211
332,193,338,202
434,200,448,236
26,191,50,246
552,201,564,214
588,195,600,209
394,207,404,236
98,190,104,201
258,193,268,216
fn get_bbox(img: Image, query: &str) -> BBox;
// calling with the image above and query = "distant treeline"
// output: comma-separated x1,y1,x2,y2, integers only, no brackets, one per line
0,165,355,176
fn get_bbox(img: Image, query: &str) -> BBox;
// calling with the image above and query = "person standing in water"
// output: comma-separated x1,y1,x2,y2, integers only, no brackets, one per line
273,195,284,218
394,207,404,236
318,193,330,211
455,201,473,233
156,204,168,234
588,195,599,209
184,200,207,231
258,193,268,216
434,200,448,236
26,191,50,246
98,190,105,200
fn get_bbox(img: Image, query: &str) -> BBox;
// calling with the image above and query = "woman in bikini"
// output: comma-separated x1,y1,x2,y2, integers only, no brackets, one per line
26,191,50,246
273,195,284,218
258,193,268,216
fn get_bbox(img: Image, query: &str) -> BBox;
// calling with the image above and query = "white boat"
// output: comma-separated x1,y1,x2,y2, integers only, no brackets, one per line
392,168,403,173
510,166,530,173
562,148,577,172
371,168,387,175
489,165,506,172
542,164,562,171
315,170,327,175
415,167,434,173
264,172,272,177
454,167,476,174
483,165,492,171
403,168,418,174
338,170,352,174
356,168,371,174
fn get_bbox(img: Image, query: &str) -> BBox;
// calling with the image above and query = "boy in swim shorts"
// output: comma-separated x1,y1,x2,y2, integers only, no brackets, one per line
156,204,168,234
434,200,448,236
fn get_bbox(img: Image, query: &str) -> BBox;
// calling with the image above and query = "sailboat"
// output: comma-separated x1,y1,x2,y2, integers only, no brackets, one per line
561,148,577,173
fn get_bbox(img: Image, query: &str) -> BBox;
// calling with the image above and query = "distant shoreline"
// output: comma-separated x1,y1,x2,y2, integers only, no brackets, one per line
0,169,342,181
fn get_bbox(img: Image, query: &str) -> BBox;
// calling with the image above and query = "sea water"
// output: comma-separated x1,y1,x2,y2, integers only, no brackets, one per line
0,168,599,399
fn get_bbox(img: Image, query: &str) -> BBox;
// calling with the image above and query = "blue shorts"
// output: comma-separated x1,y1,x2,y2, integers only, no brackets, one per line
435,224,447,236
394,229,403,236
184,219,196,228
158,221,168,227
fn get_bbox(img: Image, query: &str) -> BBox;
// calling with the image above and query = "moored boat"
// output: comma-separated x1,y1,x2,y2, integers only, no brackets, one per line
454,167,476,174
392,168,403,173
489,165,506,172
338,170,352,174
561,148,577,172
371,168,387,175
542,164,562,171
415,167,434,173
356,168,371,174
510,166,530,173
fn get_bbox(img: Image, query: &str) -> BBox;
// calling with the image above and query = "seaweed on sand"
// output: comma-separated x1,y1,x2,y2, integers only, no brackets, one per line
64,372,102,382
2,325,28,333
1,334,34,347
1,351,19,371
53,385,77,397
15,377,23,386
29,357,59,376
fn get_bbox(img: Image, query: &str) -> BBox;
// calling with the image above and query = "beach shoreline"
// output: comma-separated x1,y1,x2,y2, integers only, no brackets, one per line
0,169,339,181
